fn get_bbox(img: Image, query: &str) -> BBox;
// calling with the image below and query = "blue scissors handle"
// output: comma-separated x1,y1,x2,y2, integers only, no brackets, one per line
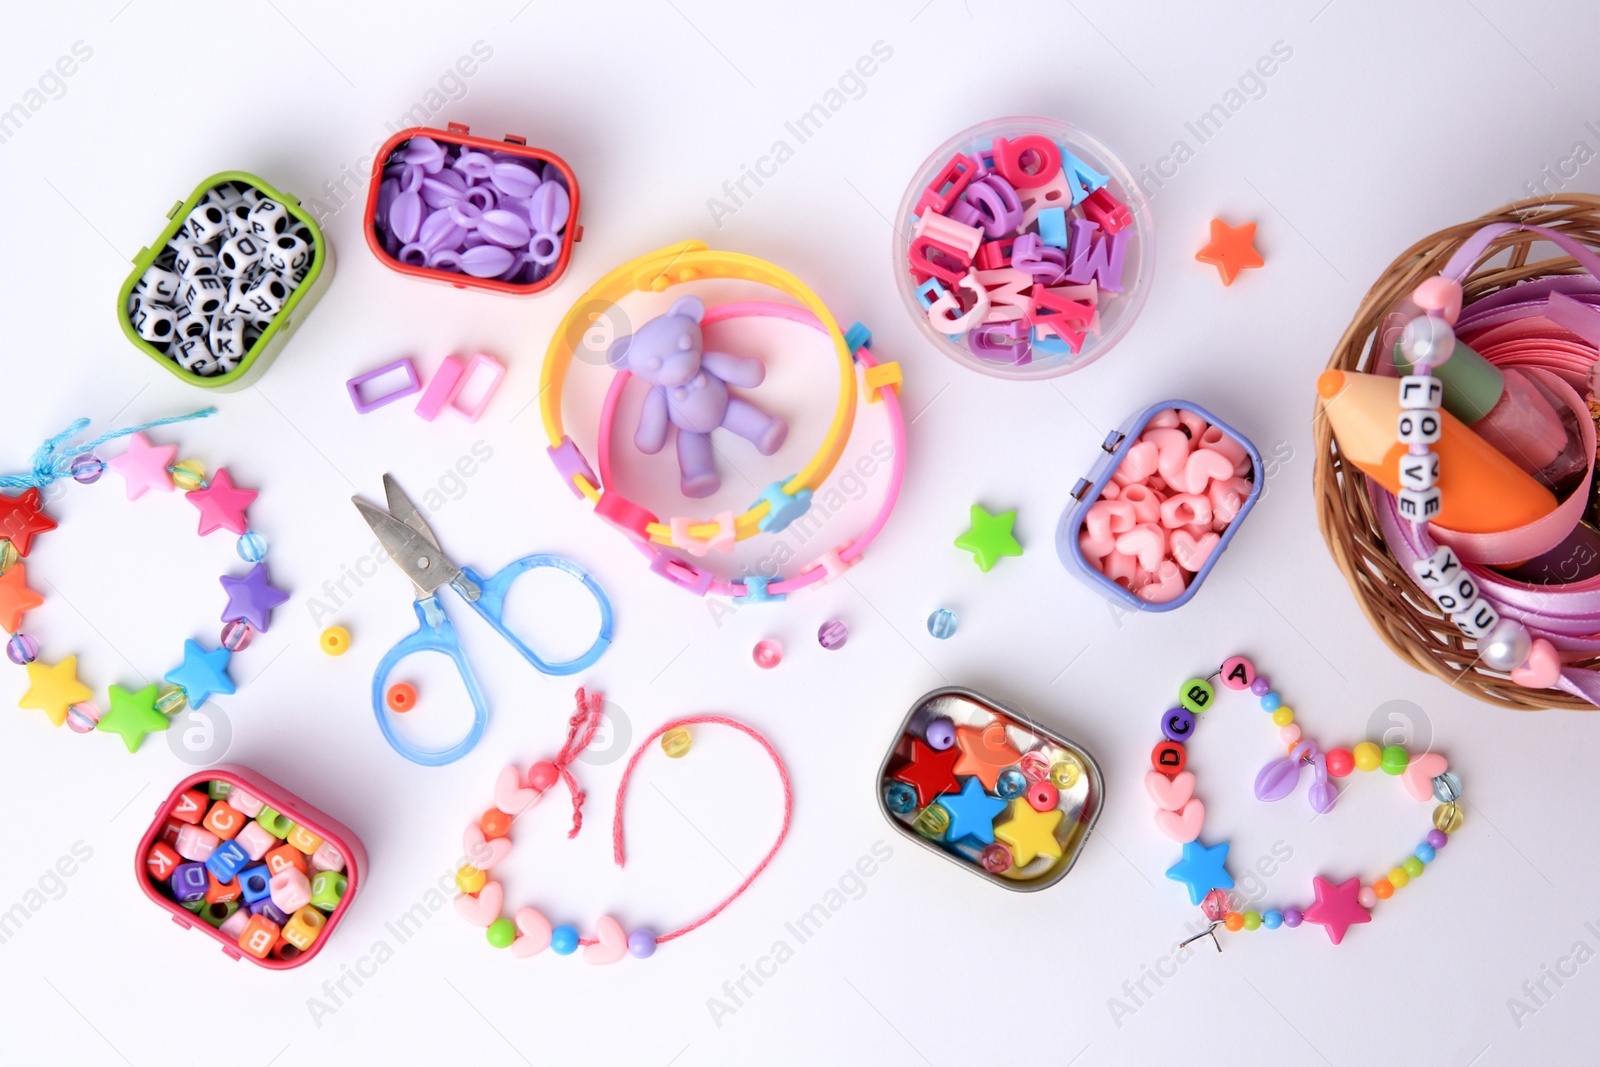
460,553,615,675
371,595,489,767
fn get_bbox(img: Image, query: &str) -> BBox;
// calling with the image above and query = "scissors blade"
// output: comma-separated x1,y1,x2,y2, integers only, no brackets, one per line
351,497,463,599
382,473,444,551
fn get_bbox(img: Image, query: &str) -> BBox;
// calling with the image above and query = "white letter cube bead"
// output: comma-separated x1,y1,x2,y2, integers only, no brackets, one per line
132,302,176,343
171,238,216,277
184,202,230,244
248,198,290,239
240,273,289,323
181,275,227,317
218,234,266,277
1398,451,1441,490
1452,598,1500,639
1396,487,1443,522
204,182,244,210
137,266,182,304
226,201,253,237
1398,375,1443,410
265,234,310,277
171,304,208,340
173,336,216,374
208,314,248,361
1412,545,1462,587
1397,410,1442,446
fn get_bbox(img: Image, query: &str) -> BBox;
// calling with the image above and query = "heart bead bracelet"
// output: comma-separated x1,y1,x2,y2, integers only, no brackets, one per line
1150,655,1464,947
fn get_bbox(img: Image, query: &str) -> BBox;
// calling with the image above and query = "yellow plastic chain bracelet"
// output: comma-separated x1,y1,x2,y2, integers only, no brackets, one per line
541,241,858,546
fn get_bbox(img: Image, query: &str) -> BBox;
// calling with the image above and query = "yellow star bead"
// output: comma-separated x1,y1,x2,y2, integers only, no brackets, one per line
97,683,169,753
19,656,93,727
993,798,1065,867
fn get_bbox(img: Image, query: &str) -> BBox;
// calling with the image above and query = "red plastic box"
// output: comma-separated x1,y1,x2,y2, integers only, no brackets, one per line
135,766,366,969
363,121,582,295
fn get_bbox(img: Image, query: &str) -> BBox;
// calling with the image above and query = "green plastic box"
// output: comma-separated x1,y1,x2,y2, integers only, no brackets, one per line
117,170,334,391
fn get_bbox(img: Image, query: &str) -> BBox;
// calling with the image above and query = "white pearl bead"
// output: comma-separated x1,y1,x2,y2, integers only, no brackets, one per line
1479,618,1532,671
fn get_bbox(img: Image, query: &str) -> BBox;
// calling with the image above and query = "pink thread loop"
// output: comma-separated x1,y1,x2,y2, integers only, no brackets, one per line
554,687,604,838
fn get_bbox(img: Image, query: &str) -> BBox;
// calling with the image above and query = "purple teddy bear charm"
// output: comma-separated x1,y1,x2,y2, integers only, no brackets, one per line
608,295,788,498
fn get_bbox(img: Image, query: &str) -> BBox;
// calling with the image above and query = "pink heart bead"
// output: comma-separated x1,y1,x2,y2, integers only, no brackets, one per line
1145,769,1195,811
493,765,541,816
583,915,628,965
463,823,512,870
1197,428,1250,476
1155,798,1205,843
1176,409,1207,439
1402,752,1448,801
1079,528,1115,563
1160,493,1213,529
1142,427,1193,485
1119,482,1161,524
1180,449,1235,495
511,907,553,957
1511,638,1562,688
1170,529,1221,573
454,881,503,927
1137,560,1188,603
1085,499,1136,542
1112,441,1159,486
1114,522,1167,571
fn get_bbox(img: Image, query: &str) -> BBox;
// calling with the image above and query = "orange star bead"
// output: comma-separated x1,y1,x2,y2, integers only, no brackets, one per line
952,722,1021,791
1195,218,1264,286
0,488,57,556
0,562,43,633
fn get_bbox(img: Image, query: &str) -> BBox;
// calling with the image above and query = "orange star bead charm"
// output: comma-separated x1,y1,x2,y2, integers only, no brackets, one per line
0,562,43,632
1195,218,1264,286
952,722,1021,791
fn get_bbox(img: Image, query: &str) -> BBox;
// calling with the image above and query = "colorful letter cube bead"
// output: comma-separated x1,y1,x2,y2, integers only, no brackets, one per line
175,825,220,863
280,906,326,952
227,788,265,817
238,864,272,904
218,908,251,941
207,779,233,800
255,806,294,839
265,843,309,877
200,899,240,928
249,898,290,925
171,789,209,824
285,823,323,855
235,821,276,861
146,841,181,882
310,841,345,874
157,818,185,847
202,801,245,840
238,914,280,959
205,869,243,904
205,840,250,885
269,869,312,913
170,862,209,903
309,870,347,913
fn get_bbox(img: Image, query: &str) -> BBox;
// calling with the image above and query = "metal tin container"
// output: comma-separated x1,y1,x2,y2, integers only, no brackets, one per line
134,766,365,970
1056,399,1262,612
876,686,1102,892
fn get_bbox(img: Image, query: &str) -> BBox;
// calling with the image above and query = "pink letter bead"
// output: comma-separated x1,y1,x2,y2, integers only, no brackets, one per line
175,826,220,863
218,908,252,941
310,841,346,874
228,788,265,817
236,821,277,861
1220,657,1256,690
269,868,313,913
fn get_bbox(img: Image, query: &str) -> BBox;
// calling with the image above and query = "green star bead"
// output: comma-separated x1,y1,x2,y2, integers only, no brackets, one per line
954,504,1023,572
97,683,170,753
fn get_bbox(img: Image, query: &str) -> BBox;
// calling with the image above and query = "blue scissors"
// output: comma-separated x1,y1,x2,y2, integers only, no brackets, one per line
354,474,614,766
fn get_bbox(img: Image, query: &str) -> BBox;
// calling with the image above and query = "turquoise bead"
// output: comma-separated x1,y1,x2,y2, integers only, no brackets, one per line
927,608,958,639
884,781,917,814
1261,909,1282,929
1415,842,1436,864
237,531,268,563
551,924,579,955
1260,692,1281,712
995,769,1026,799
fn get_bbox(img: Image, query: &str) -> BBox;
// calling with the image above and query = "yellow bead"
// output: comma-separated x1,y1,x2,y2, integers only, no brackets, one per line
319,626,351,656
0,540,16,575
1352,741,1382,772
1433,803,1465,833
912,803,951,839
169,459,207,491
661,727,691,759
1388,866,1409,890
1049,757,1081,790
1271,707,1294,727
456,865,487,894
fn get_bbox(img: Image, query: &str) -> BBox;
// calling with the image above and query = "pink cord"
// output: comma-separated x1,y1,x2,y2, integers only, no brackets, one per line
553,687,604,839
574,714,792,946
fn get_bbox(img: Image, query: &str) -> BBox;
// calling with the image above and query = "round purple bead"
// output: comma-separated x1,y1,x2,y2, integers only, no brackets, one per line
627,929,656,959
1426,829,1447,849
70,453,105,484
1281,907,1303,928
816,619,848,651
6,632,39,665
1249,676,1271,697
924,716,956,751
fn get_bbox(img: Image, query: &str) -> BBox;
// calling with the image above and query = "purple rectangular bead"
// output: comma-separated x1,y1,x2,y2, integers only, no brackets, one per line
248,898,290,925
170,862,209,903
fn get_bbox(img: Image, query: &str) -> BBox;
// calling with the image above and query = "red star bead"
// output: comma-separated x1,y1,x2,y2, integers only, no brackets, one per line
0,488,57,557
890,739,962,807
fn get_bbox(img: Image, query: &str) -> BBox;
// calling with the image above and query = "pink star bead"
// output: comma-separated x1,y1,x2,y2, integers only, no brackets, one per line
187,467,258,536
1300,875,1372,946
108,433,177,500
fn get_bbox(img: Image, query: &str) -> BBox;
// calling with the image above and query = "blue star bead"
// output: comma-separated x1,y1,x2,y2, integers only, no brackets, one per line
164,639,236,708
939,777,1009,845
753,480,812,534
1165,838,1235,906
733,575,786,604
219,562,290,632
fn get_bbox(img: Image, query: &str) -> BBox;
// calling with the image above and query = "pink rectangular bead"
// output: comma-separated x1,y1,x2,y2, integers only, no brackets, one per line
310,841,346,874
236,821,277,861
414,355,467,421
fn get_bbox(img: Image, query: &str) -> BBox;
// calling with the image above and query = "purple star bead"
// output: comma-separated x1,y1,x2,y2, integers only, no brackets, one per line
220,563,290,632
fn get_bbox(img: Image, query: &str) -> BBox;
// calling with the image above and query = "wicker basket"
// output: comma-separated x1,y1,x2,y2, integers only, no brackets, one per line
1315,195,1600,711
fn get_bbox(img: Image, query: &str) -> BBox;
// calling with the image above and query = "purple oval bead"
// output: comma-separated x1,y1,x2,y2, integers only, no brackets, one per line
1249,676,1271,697
1281,907,1303,928
476,209,531,248
924,716,956,751
817,619,848,651
490,161,540,199
1426,828,1447,849
627,929,656,959
70,453,104,484
459,244,516,278
6,632,39,665
389,189,423,243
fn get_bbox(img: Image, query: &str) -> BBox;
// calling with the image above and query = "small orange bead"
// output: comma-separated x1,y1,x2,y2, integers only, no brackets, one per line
1374,879,1394,900
386,682,417,713
1223,911,1245,932
480,808,512,839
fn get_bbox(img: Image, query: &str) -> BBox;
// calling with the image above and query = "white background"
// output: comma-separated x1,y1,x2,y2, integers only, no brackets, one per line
1,2,1597,1064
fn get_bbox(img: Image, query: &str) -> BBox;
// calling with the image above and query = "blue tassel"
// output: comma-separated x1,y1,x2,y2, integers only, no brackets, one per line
0,408,217,490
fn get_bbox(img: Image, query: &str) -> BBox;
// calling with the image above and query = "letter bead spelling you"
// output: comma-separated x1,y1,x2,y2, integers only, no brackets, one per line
1452,597,1500,639
1398,375,1442,410
1396,409,1441,446
1411,545,1461,587
1398,450,1441,490
1428,574,1479,614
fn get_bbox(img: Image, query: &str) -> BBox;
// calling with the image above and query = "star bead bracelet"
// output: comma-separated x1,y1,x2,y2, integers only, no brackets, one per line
1151,656,1465,947
2,413,288,753
454,689,790,962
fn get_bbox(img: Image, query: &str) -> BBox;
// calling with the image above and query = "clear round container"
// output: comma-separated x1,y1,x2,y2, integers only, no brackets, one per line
893,117,1153,381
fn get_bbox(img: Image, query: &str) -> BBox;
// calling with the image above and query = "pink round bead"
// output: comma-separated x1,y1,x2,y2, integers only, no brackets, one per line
980,843,1012,873
1018,750,1051,782
752,639,782,670
66,701,101,734
220,619,253,652
1357,886,1378,909
528,760,559,791
1220,656,1255,690
1279,725,1301,743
